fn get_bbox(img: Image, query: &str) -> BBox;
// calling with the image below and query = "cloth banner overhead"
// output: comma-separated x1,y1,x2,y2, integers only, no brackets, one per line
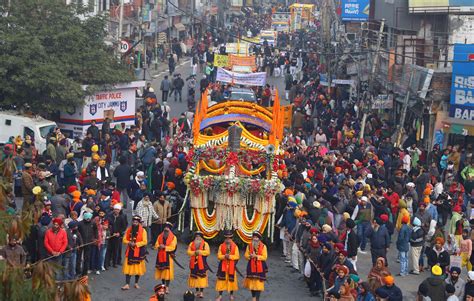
214,54,230,68
229,54,256,70
216,68,267,86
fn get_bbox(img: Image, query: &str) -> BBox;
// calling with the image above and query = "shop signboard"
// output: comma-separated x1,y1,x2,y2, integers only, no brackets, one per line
341,0,370,21
372,94,394,109
408,0,474,13
450,44,474,121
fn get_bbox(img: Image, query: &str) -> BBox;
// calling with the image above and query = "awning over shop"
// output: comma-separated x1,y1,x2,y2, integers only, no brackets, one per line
174,23,185,32
442,117,474,136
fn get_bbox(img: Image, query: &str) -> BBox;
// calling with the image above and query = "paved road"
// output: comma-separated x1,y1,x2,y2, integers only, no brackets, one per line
145,57,290,119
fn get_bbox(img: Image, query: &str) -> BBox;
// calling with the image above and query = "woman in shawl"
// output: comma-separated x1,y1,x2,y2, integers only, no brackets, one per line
367,257,391,293
339,282,355,301
306,233,323,297
356,282,376,301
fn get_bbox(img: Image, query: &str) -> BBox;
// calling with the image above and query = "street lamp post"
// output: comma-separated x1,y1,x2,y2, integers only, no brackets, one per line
118,0,124,41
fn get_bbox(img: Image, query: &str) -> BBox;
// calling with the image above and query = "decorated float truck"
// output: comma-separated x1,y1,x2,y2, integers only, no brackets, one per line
178,90,285,243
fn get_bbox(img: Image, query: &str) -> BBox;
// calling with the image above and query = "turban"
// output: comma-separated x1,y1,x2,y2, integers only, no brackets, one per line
401,215,410,224
435,237,445,245
52,218,63,226
336,265,349,275
71,191,81,199
67,185,78,194
175,168,183,176
343,212,350,220
334,243,344,252
413,217,421,226
423,196,430,204
339,250,348,257
450,266,461,274
335,167,342,174
431,265,442,276
424,188,432,196
380,214,389,223
384,275,394,285
83,212,93,220
92,154,100,160
284,189,294,196
167,182,175,190
113,204,122,210
346,218,356,229
322,224,331,233
87,189,96,196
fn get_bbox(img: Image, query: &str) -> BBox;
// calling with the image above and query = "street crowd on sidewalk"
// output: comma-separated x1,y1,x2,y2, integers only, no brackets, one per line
2,3,474,301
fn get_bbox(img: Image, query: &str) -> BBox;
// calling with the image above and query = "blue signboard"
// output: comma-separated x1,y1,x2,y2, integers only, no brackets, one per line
450,44,474,121
341,0,370,21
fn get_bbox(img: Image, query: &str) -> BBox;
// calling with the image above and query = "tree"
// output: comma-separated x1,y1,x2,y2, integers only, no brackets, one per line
0,157,90,301
0,0,133,114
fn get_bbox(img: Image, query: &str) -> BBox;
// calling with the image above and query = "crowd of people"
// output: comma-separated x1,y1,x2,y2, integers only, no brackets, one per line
2,3,474,301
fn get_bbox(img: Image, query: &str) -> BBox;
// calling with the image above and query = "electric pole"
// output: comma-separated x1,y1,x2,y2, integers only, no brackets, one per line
118,0,124,41
321,0,332,93
359,18,385,139
395,66,415,147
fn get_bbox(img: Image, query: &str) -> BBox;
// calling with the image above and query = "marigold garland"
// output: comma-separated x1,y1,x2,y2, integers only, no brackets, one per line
238,164,265,176
199,160,226,174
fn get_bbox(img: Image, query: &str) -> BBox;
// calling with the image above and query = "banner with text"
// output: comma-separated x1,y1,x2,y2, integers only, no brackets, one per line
341,0,370,21
450,44,474,121
216,68,267,86
229,54,256,70
214,54,230,68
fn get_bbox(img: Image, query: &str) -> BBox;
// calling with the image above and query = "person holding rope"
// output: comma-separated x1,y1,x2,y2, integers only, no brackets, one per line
121,215,148,290
154,222,177,294
187,231,210,298
44,217,68,280
243,231,268,301
215,230,240,301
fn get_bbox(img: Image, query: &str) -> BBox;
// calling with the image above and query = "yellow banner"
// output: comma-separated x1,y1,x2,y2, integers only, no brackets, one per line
281,105,293,129
214,54,230,68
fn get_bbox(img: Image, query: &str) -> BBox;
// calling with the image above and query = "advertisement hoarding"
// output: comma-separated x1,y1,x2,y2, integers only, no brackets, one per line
408,0,474,13
341,0,370,21
450,44,474,121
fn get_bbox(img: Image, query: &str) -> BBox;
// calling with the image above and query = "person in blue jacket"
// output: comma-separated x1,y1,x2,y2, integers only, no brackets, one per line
396,214,411,276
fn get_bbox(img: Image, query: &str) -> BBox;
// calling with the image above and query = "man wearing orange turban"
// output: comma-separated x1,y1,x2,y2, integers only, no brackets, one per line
167,182,176,190
425,236,450,272
374,275,402,300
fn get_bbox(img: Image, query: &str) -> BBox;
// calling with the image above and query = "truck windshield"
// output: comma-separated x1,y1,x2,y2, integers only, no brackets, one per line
39,125,56,138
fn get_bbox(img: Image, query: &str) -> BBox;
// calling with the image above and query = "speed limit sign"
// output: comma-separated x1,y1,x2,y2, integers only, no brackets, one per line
119,40,131,53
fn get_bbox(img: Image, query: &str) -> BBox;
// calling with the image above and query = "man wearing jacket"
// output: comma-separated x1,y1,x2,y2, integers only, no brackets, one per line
279,201,297,265
366,214,391,266
410,217,425,275
396,215,411,276
351,196,372,253
44,217,68,279
344,218,359,271
78,212,98,276
106,204,128,268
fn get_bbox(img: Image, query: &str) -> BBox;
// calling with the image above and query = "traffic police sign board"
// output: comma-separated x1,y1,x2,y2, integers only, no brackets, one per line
119,40,131,53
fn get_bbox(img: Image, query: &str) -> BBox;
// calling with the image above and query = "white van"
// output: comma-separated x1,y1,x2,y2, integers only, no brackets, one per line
0,111,57,154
